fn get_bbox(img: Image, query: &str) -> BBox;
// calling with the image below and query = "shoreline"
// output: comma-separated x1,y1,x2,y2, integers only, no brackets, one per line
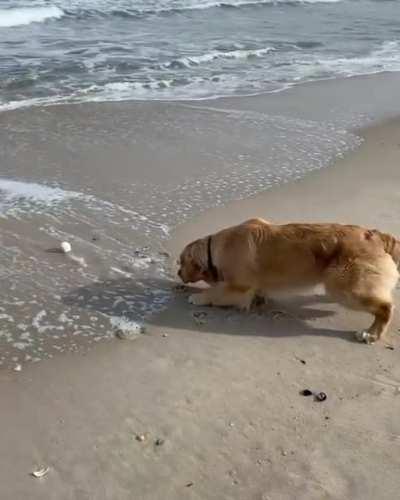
1,112,400,499
2,69,400,118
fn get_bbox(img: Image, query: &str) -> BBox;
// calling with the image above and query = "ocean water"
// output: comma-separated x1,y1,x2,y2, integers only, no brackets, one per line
1,0,400,109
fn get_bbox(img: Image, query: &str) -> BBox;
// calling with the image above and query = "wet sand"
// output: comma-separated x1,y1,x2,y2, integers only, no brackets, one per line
1,114,400,499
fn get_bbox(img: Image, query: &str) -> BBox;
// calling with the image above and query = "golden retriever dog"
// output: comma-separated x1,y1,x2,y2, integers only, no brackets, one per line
177,218,400,344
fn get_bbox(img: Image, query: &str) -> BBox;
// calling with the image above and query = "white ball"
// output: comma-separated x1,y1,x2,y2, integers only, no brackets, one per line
60,241,72,253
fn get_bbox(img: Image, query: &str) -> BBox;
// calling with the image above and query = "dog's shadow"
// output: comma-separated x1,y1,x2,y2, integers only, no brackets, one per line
63,277,358,343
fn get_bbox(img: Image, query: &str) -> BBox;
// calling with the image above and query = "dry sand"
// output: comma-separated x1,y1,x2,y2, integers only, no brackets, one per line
1,118,400,500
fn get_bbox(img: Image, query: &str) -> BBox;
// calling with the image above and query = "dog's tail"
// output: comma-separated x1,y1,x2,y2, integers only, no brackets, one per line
366,229,400,266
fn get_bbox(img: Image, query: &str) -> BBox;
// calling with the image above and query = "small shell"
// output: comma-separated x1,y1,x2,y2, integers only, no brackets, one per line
31,467,50,478
60,241,72,253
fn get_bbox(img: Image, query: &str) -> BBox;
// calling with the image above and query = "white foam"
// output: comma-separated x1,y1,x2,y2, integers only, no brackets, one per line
0,178,83,215
110,316,145,338
0,6,64,28
315,40,400,76
101,0,342,14
164,46,274,68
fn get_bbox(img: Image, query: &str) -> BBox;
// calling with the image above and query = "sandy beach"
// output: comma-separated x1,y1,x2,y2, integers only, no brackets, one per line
1,107,400,499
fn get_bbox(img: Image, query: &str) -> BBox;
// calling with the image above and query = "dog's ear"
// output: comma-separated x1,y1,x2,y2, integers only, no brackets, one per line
189,238,208,273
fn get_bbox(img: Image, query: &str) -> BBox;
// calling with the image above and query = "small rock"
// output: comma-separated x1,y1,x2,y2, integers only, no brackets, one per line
155,438,165,446
300,389,313,397
136,434,146,442
186,482,194,488
315,392,327,402
229,422,235,427
281,450,287,457
162,333,168,338
385,344,395,350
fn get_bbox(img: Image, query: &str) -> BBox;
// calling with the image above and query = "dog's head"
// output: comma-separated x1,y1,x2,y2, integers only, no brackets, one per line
177,238,209,284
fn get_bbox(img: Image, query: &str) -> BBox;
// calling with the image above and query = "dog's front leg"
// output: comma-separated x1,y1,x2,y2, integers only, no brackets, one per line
189,284,254,311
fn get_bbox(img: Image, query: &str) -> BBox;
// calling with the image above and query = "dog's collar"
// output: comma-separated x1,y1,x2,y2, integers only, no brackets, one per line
207,236,219,282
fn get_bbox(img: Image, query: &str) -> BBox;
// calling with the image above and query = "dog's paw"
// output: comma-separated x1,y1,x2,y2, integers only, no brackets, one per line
188,293,209,306
355,331,376,344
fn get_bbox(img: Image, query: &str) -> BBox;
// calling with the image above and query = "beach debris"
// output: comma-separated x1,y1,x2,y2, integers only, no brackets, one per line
315,392,327,402
295,356,306,365
13,364,22,372
155,438,165,447
185,482,194,488
281,450,288,457
385,344,395,350
136,434,146,442
270,309,297,320
60,241,71,254
300,389,327,401
173,284,187,292
162,333,168,338
270,310,285,320
192,311,208,325
31,467,50,479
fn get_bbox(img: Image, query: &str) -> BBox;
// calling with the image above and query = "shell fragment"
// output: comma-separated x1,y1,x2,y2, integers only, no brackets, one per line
31,467,50,478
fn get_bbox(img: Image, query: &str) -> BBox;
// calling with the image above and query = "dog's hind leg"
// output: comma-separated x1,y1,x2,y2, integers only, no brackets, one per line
354,297,394,344
189,284,255,311
325,253,398,344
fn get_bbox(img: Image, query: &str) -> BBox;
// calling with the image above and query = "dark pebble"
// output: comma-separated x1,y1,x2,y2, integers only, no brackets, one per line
186,482,194,488
315,392,327,402
300,389,313,396
155,438,165,446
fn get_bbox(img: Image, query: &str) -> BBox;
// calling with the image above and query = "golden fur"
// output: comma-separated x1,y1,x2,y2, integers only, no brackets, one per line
178,218,400,344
